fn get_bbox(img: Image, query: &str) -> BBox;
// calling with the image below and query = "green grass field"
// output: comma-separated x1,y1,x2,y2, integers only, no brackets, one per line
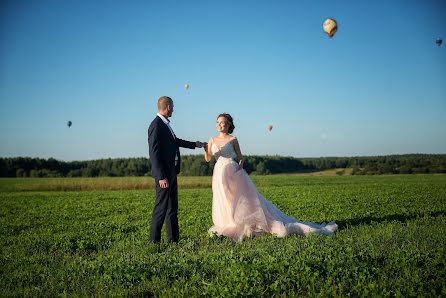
1,175,445,296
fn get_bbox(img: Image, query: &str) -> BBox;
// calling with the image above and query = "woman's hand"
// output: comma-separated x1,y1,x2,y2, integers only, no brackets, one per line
238,160,243,170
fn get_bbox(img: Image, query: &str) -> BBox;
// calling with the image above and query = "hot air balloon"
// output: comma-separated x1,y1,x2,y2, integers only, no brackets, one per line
268,125,272,131
436,38,442,47
185,84,189,89
67,121,72,127
323,18,338,38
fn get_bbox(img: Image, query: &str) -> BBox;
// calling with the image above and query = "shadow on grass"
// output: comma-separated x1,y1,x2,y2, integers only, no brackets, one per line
336,210,445,230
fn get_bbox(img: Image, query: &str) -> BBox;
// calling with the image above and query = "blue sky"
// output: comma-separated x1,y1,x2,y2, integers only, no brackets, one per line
1,0,445,161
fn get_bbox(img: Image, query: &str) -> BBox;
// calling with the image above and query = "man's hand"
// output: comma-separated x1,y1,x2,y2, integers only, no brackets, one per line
159,178,169,188
195,141,207,148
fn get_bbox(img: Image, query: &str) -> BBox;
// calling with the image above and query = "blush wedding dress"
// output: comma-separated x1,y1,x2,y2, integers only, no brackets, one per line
208,137,338,242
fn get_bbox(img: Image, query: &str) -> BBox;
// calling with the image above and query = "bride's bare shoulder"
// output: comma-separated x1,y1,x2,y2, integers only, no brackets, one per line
209,136,222,143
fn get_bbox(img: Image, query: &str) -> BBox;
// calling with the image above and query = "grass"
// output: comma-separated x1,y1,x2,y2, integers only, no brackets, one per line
0,175,445,296
0,168,360,192
284,168,355,176
0,171,423,192
0,176,212,192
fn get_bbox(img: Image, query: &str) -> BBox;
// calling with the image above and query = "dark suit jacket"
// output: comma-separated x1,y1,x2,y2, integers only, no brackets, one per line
148,116,196,180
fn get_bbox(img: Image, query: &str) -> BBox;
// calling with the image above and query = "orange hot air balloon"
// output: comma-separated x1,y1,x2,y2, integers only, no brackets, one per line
185,84,189,89
268,125,273,131
323,18,338,38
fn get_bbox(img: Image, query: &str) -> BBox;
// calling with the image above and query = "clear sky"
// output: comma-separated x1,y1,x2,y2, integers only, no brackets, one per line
1,0,445,161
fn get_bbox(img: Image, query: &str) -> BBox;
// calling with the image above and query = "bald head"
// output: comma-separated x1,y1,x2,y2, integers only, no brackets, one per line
157,96,173,112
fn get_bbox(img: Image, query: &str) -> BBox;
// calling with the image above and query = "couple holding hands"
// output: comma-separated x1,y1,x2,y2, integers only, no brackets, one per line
148,96,337,243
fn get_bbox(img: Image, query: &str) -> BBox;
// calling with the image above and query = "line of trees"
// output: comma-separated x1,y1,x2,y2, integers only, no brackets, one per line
1,154,445,178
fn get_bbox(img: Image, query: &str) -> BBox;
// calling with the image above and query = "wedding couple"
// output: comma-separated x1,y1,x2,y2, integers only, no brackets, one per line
148,96,337,243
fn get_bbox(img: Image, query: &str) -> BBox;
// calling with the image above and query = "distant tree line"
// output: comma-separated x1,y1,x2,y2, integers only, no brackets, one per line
1,154,445,178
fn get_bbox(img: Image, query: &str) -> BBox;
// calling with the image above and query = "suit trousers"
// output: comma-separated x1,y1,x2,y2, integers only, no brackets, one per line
150,174,179,243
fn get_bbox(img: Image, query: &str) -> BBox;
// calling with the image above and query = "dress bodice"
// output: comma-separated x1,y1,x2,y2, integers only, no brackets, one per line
211,137,237,161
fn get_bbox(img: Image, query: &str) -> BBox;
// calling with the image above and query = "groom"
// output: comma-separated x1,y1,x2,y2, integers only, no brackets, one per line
148,96,205,243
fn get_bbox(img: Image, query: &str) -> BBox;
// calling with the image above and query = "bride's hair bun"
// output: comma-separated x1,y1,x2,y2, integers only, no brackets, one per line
218,113,235,133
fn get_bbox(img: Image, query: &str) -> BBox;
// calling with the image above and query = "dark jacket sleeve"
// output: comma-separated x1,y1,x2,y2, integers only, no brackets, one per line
148,123,166,180
176,138,196,149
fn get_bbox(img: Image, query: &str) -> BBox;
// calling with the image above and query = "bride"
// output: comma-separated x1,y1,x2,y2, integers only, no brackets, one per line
203,113,337,242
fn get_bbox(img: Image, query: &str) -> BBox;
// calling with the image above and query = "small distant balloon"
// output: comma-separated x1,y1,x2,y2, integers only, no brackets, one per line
323,18,338,38
268,125,273,131
185,84,189,89
67,121,72,127
436,38,442,47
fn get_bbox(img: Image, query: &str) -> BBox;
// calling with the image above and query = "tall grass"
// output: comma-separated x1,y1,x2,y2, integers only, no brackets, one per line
0,176,212,192
2,173,440,192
